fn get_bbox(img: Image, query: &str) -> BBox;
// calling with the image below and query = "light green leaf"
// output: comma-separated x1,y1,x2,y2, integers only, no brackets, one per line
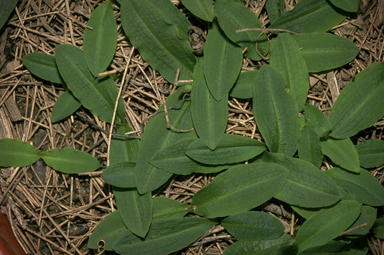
22,52,64,84
120,0,196,82
343,206,376,238
270,33,309,111
321,137,360,173
356,140,384,168
88,210,126,250
260,153,342,208
191,58,228,150
0,138,41,167
292,33,359,73
83,0,117,76
265,0,285,23
113,187,152,238
55,44,125,124
152,197,189,220
214,0,269,61
373,215,384,239
113,218,216,255
185,133,266,165
326,167,384,206
222,211,285,240
191,162,288,218
180,0,214,21
51,91,81,122
204,19,242,101
101,162,136,188
330,0,359,12
230,70,258,99
299,239,369,254
253,65,300,157
270,0,347,33
298,121,323,168
295,200,362,252
41,147,100,173
304,103,332,138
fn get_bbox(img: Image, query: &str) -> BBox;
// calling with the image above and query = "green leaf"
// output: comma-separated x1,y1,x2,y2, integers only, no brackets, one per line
292,32,359,73
260,153,342,208
265,0,285,23
150,137,230,175
51,91,81,122
0,0,18,31
329,62,384,138
109,125,140,165
343,206,376,238
22,52,64,84
253,65,300,157
295,200,362,252
40,147,100,173
222,211,285,240
191,162,288,218
326,167,384,206
113,218,216,255
203,19,242,101
152,197,189,220
191,58,228,150
373,215,384,239
270,0,347,33
0,138,41,167
88,210,126,250
270,33,309,111
113,187,152,238
120,0,196,82
55,44,125,124
185,133,266,165
321,137,360,173
299,239,369,254
304,103,332,138
329,0,359,12
355,140,384,168
83,0,117,77
215,0,269,61
230,70,258,99
180,0,214,21
298,121,323,168
101,162,136,188
135,87,195,194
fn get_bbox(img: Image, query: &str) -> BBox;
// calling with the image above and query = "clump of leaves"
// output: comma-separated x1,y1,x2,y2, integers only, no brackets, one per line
2,0,384,254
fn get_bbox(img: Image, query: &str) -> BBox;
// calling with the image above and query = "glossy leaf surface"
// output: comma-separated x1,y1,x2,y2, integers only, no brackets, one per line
180,0,214,21
355,140,384,168
0,138,41,167
304,103,332,138
298,121,323,168
101,162,136,188
51,91,81,122
22,52,64,84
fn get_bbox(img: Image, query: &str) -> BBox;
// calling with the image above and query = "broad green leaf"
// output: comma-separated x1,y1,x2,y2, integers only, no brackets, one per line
329,62,384,138
260,153,342,208
253,65,300,157
113,187,152,238
299,239,369,255
0,0,18,31
298,121,323,168
51,91,81,122
270,0,347,33
113,218,216,255
101,162,136,188
265,0,285,23
185,133,266,165
343,206,376,238
150,137,229,175
304,103,332,138
0,138,41,167
215,0,269,60
355,140,384,168
222,234,297,255
83,0,117,76
152,197,189,220
191,59,228,150
41,147,100,173
270,33,309,111
321,137,360,173
120,0,196,82
330,0,359,12
22,52,64,84
135,87,195,194
88,210,126,250
222,211,285,240
291,205,319,220
55,44,125,124
326,167,384,206
373,215,384,239
180,0,214,21
295,200,362,252
204,19,242,101
191,162,288,218
230,70,258,99
109,125,140,165
292,33,359,73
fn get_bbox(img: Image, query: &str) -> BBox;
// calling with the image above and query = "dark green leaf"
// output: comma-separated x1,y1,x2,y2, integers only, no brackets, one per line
0,0,18,31
299,239,369,255
373,215,384,239
330,0,359,12
152,197,189,220
229,70,258,99
180,0,214,21
109,125,140,165
265,0,285,23
356,140,384,168
298,121,323,168
343,206,376,238
22,52,64,84
0,138,41,167
51,91,81,122
304,103,332,138
101,162,136,188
